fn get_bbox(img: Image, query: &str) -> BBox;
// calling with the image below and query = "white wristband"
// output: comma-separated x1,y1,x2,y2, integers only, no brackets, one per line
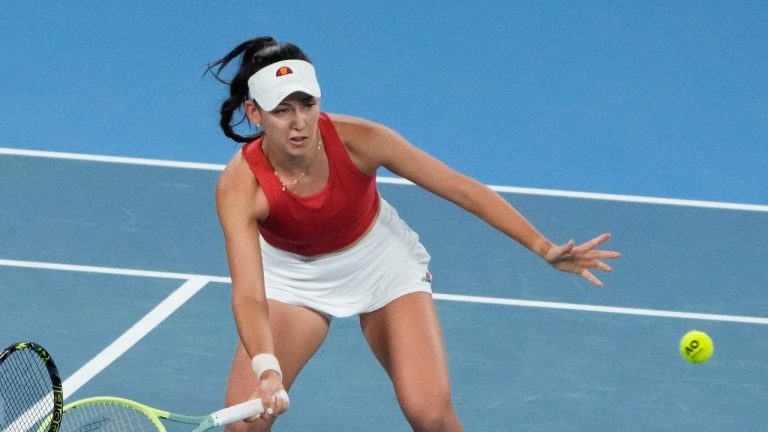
251,353,282,378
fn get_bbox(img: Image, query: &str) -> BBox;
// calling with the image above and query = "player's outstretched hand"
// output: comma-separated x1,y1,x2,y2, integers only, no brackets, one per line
544,233,620,287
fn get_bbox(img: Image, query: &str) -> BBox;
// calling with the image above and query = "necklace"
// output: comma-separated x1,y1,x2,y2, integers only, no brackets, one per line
272,131,323,192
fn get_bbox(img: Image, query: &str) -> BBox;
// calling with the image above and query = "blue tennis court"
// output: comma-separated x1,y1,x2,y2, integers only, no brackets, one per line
2,2,767,431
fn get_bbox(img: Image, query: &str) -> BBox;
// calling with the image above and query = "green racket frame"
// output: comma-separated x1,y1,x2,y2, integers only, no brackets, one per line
42,395,264,432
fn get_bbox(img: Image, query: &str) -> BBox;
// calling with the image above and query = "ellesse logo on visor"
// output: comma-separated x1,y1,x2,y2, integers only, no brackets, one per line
276,66,293,77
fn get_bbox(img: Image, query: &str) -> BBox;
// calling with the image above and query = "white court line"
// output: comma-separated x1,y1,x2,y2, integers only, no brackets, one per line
61,277,210,400
2,146,767,212
0,147,225,171
433,293,768,325
2,258,767,326
376,177,768,212
0,258,230,284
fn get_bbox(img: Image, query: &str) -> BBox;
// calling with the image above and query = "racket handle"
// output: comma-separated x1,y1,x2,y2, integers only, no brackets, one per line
211,398,264,426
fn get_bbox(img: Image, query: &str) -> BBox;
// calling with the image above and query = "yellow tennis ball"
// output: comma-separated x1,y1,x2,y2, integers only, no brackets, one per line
680,330,714,363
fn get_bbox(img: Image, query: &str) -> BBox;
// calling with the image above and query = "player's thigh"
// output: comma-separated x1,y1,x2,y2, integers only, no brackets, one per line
225,300,330,405
359,292,452,399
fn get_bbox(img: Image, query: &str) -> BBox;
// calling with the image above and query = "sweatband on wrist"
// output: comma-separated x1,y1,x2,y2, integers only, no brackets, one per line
251,353,282,378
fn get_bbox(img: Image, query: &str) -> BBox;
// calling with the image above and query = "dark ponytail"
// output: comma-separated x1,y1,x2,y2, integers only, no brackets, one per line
207,37,312,143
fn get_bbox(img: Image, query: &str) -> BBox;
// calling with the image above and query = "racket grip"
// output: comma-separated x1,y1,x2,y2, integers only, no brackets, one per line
211,398,264,426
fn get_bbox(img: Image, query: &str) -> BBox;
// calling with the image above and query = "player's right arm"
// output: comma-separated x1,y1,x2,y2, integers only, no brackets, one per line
215,152,285,416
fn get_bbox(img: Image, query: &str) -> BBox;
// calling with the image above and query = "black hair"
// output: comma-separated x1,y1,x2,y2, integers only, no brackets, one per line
207,37,311,143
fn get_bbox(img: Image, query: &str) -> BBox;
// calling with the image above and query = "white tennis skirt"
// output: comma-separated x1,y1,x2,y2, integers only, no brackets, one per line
260,197,432,318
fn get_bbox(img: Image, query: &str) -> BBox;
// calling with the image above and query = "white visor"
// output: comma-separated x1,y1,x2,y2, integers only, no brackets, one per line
247,59,321,111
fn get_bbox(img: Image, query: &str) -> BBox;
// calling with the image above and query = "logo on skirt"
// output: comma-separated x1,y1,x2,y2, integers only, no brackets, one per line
421,271,432,283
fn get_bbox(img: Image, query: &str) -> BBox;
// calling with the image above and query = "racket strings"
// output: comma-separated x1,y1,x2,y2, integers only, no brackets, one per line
0,349,55,431
60,402,161,432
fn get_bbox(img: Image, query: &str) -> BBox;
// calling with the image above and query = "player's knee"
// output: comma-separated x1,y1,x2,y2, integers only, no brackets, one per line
400,393,459,432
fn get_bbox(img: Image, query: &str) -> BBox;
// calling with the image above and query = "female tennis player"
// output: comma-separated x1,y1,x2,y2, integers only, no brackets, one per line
209,36,620,432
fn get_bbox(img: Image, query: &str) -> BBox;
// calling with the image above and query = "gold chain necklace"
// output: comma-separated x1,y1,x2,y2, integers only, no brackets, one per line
273,131,323,192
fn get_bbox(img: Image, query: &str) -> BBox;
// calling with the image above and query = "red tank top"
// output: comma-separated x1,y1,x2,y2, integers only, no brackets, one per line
241,113,380,256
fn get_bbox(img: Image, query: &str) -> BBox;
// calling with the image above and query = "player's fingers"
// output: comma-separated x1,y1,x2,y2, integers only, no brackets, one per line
260,389,290,417
578,233,611,251
273,390,290,414
253,396,274,420
581,269,603,287
592,260,613,273
257,407,275,422
579,250,620,265
547,239,575,261
267,398,281,418
277,390,290,405
592,250,621,260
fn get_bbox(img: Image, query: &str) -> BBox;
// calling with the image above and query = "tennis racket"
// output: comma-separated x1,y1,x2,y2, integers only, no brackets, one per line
0,341,64,432
54,396,270,432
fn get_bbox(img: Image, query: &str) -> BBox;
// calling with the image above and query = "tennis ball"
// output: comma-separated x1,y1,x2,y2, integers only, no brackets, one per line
679,330,714,363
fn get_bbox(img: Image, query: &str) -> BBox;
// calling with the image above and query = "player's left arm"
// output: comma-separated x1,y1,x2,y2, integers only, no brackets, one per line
332,114,620,286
